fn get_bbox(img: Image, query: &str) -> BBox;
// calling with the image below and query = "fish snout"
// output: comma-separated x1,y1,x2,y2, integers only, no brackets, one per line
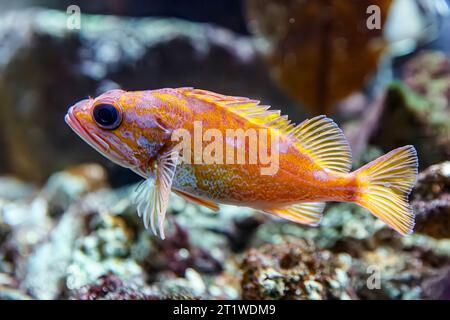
69,99,90,113
65,99,90,124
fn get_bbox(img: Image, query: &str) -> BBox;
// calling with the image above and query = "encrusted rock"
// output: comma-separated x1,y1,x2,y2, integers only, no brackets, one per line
70,273,158,300
66,213,144,291
354,245,450,299
144,221,223,280
413,162,450,238
240,239,354,300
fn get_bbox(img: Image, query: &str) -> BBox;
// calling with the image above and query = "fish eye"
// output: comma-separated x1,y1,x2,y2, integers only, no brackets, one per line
92,102,122,130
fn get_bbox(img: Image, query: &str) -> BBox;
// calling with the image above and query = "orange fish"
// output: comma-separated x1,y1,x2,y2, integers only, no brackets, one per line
65,88,418,239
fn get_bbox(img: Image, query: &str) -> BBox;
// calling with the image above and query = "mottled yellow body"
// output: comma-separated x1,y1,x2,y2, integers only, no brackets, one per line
66,88,418,237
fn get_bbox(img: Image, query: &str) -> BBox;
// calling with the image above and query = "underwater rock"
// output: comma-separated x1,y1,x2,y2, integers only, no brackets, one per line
170,195,263,258
65,212,145,292
0,196,53,282
0,177,35,201
0,273,32,300
254,202,384,251
143,221,223,280
240,239,354,300
32,0,248,34
23,206,85,299
341,50,450,165
413,162,450,239
0,8,300,184
70,272,158,300
422,266,450,300
369,52,450,168
354,244,450,300
42,163,108,217
148,268,209,300
0,219,10,247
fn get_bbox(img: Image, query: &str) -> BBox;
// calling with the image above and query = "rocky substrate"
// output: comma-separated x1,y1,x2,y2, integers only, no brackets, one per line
1,161,450,300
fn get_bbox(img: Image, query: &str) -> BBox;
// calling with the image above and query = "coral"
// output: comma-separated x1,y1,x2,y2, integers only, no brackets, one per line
240,239,354,300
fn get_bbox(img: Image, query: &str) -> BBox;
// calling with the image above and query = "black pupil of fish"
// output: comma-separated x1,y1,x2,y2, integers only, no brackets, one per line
93,104,120,128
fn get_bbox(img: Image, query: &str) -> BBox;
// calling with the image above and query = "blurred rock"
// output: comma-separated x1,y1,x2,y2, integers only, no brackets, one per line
413,162,450,238
70,272,158,300
341,51,450,166
245,0,392,115
355,245,450,299
144,221,223,280
42,163,108,216
5,0,249,34
370,52,450,168
2,141,450,300
0,218,11,247
0,272,32,299
65,213,145,292
0,8,301,184
23,206,85,299
422,266,450,300
240,239,354,299
170,195,263,260
0,196,53,281
254,203,384,250
0,177,35,201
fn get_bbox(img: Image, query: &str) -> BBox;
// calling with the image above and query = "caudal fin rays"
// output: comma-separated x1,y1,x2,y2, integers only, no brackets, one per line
355,145,418,236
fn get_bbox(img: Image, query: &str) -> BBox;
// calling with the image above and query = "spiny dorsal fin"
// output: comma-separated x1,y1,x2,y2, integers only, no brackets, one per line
181,89,351,173
180,88,295,131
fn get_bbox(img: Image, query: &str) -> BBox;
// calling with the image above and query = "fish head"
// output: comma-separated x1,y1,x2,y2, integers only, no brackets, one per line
65,89,172,176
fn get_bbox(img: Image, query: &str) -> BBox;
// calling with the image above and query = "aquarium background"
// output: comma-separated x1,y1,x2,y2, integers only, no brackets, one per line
0,0,450,300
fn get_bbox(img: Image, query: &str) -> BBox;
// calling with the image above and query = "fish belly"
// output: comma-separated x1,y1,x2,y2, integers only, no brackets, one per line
171,162,349,207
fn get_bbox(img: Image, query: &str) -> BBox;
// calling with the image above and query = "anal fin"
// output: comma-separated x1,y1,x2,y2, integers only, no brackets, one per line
264,202,326,226
173,189,220,212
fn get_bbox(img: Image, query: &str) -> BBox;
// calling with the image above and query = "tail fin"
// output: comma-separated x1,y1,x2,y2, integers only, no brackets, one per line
354,145,418,236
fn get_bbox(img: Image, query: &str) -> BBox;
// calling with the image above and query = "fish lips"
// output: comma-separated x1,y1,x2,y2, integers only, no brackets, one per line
65,101,127,166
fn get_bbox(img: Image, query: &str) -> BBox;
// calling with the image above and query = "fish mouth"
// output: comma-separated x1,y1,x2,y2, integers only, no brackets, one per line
65,106,128,167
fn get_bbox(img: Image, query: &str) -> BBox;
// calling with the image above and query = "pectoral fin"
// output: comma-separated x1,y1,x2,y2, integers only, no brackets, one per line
264,202,326,226
173,189,220,211
133,150,179,239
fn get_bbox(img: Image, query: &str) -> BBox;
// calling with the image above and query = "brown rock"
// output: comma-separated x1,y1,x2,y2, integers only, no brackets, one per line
246,0,392,114
413,162,450,238
240,239,355,299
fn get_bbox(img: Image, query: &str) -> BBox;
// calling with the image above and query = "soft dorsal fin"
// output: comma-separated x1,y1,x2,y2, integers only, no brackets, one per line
291,115,352,173
180,89,351,173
